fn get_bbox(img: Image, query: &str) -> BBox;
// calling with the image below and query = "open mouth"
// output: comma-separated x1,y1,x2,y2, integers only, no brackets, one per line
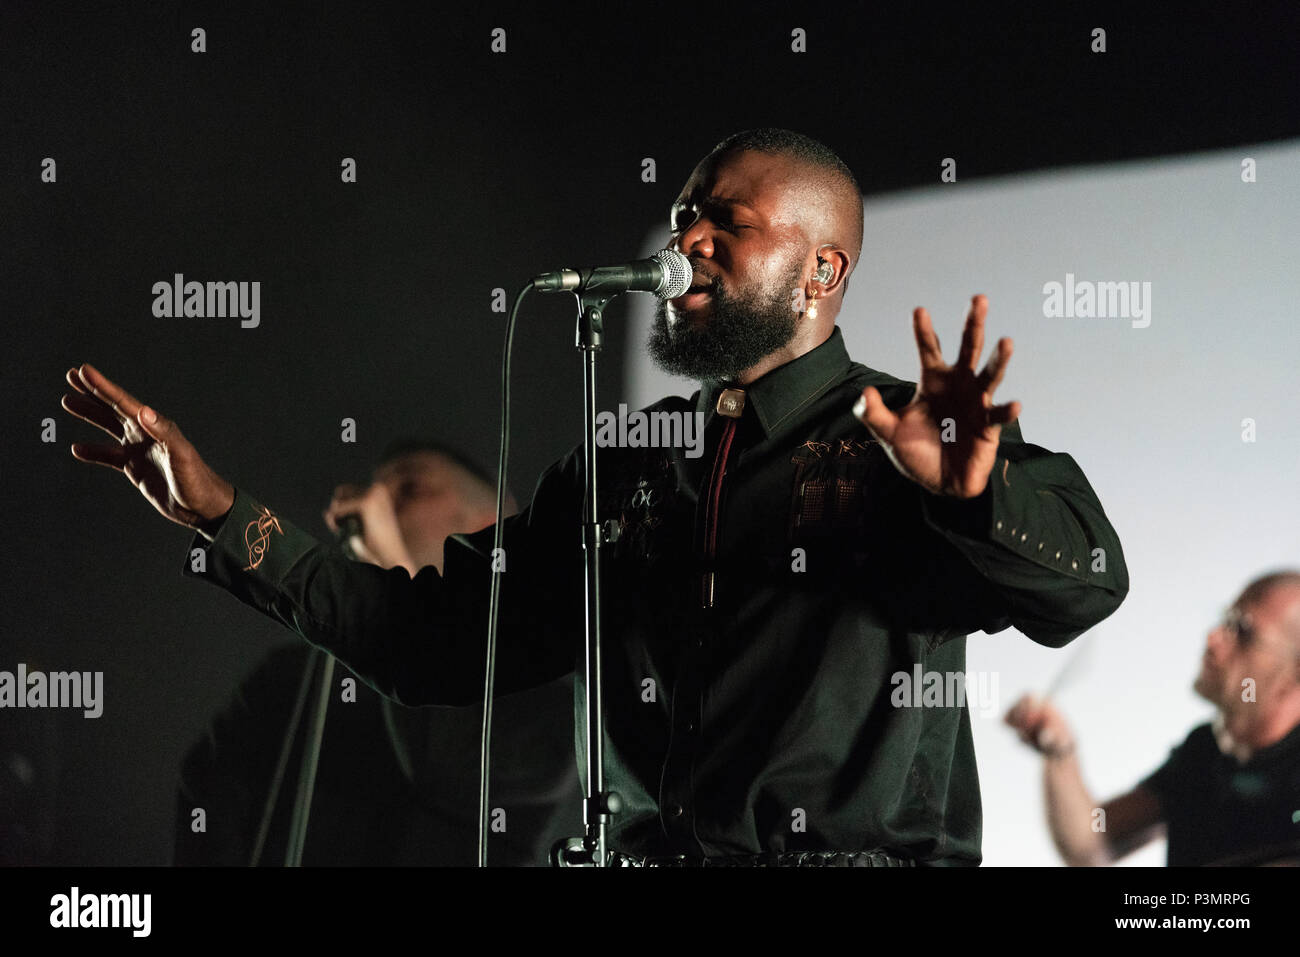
671,281,714,307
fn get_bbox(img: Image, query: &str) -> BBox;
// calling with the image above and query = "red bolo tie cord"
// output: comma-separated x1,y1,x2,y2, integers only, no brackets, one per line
700,415,739,609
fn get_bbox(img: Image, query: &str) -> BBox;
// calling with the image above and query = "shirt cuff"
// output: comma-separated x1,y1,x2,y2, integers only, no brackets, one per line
180,488,321,599
919,456,1091,582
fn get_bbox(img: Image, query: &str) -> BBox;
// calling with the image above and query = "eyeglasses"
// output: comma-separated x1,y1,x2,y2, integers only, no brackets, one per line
1220,608,1258,646
1219,608,1300,658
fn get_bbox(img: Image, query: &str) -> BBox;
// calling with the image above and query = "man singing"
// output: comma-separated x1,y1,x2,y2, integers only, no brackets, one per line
62,128,1128,865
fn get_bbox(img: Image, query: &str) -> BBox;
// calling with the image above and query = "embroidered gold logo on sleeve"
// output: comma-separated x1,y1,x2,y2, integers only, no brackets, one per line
243,506,284,571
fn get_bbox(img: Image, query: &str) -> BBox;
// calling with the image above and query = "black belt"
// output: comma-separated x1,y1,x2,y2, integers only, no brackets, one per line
608,849,915,867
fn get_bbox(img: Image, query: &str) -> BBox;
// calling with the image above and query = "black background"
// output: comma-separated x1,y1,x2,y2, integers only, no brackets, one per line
2,1,1298,864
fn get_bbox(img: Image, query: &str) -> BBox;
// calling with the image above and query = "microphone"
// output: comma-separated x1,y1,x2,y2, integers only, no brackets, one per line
335,514,363,545
532,249,692,300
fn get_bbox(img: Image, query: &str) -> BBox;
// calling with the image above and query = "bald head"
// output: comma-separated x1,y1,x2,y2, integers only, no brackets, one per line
1236,570,1300,613
710,128,864,292
1196,570,1300,742
1239,571,1300,664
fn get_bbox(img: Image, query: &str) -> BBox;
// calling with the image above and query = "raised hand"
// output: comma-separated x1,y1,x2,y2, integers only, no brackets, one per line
62,363,235,534
1004,693,1076,758
853,295,1021,498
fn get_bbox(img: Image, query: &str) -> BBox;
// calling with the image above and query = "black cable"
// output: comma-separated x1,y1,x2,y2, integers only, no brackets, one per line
478,281,535,867
255,537,360,866
285,654,334,866
251,648,318,866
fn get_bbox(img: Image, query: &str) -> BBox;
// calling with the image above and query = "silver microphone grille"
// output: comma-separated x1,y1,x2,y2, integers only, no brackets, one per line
651,249,693,300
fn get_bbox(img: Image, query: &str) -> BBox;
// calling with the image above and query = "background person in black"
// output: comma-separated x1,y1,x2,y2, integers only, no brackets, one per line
63,128,1128,864
173,440,582,865
1006,571,1300,865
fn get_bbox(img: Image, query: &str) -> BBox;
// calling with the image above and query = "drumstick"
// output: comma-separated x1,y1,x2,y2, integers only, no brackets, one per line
1022,641,1096,755
1042,638,1095,701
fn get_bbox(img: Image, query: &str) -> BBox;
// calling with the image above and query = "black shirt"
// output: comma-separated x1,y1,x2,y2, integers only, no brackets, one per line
1140,720,1300,866
183,325,1128,864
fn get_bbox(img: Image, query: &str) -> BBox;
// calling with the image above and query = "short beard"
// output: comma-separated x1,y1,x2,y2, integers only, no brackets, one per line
648,259,804,382
1192,671,1219,705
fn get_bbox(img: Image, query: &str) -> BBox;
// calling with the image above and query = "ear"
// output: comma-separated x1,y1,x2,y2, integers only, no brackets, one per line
810,245,851,297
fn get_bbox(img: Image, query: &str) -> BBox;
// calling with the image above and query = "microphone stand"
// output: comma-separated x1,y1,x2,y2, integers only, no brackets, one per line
253,526,359,866
285,651,334,865
551,289,623,867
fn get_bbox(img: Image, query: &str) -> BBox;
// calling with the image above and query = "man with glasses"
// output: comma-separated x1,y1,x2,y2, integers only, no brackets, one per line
1006,570,1300,865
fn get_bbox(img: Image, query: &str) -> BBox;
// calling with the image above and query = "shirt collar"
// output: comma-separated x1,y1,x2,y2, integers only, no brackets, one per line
694,325,855,437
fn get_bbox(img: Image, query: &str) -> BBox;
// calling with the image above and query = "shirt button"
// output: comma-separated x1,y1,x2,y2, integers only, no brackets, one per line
1071,559,1079,570
1020,533,1028,543
667,803,684,819
1054,551,1062,560
996,521,1003,531
687,720,697,732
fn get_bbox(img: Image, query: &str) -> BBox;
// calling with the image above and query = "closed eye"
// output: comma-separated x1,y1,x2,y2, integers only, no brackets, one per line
670,200,753,235
671,213,750,234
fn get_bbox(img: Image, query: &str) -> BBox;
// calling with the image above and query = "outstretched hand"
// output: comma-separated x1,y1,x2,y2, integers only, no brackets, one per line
853,295,1020,498
62,363,235,534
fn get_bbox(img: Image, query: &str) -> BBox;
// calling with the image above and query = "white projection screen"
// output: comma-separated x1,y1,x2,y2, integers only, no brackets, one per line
621,139,1300,866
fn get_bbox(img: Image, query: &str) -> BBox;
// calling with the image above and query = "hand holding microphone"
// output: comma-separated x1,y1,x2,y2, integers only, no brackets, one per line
322,481,417,575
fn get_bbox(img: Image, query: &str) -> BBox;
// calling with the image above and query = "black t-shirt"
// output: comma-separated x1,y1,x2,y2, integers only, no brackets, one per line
1140,720,1300,866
